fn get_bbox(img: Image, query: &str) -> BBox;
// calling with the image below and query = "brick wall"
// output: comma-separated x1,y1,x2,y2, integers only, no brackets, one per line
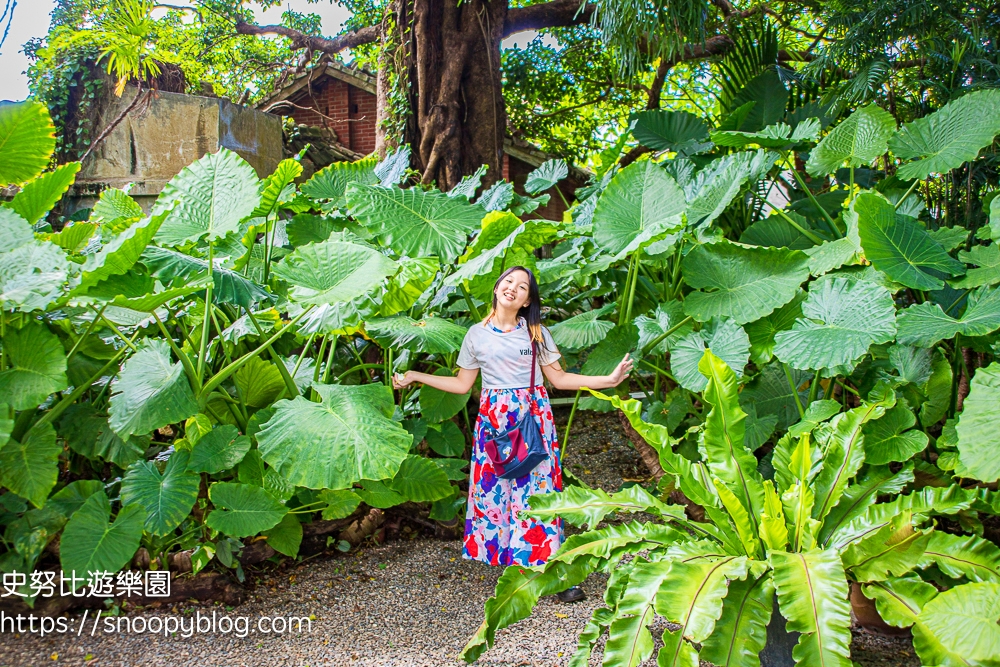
285,76,377,154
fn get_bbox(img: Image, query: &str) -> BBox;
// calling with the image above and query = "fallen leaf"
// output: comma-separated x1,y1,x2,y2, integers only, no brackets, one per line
554,612,568,619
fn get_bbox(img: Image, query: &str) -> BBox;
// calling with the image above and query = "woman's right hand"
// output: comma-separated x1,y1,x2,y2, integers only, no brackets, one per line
392,371,416,389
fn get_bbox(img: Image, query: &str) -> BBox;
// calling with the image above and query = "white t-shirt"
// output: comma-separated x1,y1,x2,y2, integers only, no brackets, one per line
456,319,561,389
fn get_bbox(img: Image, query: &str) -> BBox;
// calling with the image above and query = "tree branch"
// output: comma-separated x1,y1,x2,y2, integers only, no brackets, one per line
234,21,379,54
504,0,595,37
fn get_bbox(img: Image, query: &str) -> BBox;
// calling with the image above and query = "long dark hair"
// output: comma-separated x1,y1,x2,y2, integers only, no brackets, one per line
485,265,545,345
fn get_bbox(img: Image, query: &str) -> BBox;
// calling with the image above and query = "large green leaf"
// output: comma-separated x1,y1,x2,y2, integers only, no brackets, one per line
233,357,285,408
0,239,69,311
635,300,693,355
0,322,68,410
841,512,930,582
861,576,937,628
955,362,1000,482
684,152,761,226
952,243,1000,289
919,531,1000,583
205,481,287,538
262,513,302,557
120,451,200,536
91,188,143,230
460,559,593,662
272,238,397,306
740,213,818,250
140,246,272,308
7,162,80,224
656,557,751,667
581,322,638,376
366,315,466,354
526,484,682,530
425,420,465,457
682,240,810,325
774,276,896,370
602,559,670,667
896,286,1000,347
806,104,896,176
0,208,35,252
346,183,483,263
701,574,774,667
380,256,438,316
669,318,749,392
746,291,805,365
59,404,149,468
631,110,711,154
911,583,1000,667
812,391,895,521
861,402,928,465
256,383,412,490
153,148,262,245
855,193,964,290
818,463,913,546
300,156,378,208
320,488,363,520
592,160,686,257
355,479,406,508
419,368,472,423
186,424,251,474
251,158,302,218
0,423,60,509
550,306,615,351
550,522,680,565
699,350,766,529
889,90,1000,181
387,454,454,502
108,339,199,439
59,492,144,589
523,158,568,195
0,101,56,185
77,214,164,290
769,549,852,667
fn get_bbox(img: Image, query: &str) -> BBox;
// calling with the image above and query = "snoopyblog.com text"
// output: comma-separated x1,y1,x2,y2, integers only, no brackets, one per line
2,609,312,638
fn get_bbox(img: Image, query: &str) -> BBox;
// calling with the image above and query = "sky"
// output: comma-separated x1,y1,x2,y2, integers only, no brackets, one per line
0,1,545,102
0,0,352,102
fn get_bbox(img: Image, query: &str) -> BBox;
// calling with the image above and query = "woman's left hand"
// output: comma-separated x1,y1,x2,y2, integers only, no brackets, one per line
607,354,634,386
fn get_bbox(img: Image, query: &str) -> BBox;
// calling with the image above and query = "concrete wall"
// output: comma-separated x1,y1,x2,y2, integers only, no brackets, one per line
71,86,283,211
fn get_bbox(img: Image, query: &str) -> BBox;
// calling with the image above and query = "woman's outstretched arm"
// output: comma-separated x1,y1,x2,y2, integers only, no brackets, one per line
392,367,479,394
541,354,633,391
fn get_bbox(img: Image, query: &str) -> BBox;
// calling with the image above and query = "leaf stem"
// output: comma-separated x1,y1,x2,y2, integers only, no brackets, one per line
786,157,842,238
245,306,299,398
68,303,107,363
97,311,138,352
197,245,215,383
640,316,693,356
783,363,805,418
894,179,920,210
152,312,199,389
200,306,314,400
561,389,581,461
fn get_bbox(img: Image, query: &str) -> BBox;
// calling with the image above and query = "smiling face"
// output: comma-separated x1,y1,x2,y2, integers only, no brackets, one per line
494,269,531,312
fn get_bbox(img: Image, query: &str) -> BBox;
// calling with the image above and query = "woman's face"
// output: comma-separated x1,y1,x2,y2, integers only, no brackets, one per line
494,270,531,311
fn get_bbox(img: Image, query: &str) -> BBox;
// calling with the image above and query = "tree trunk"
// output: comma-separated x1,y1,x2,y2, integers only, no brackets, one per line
380,0,508,189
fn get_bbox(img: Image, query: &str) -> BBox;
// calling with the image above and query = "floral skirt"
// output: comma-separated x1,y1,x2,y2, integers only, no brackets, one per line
462,386,563,567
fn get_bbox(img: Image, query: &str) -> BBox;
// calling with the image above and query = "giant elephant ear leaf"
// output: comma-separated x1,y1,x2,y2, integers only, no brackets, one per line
0,322,68,411
204,482,287,538
387,454,454,502
186,424,251,474
272,238,397,306
769,549,853,667
0,237,70,312
108,339,199,439
854,193,964,290
682,240,810,325
301,156,379,208
366,315,466,354
153,148,262,246
806,104,896,176
669,318,749,392
78,214,165,290
550,305,615,351
59,492,144,591
911,582,1000,667
346,183,484,262
592,160,686,257
140,246,272,308
630,109,712,154
419,368,471,423
862,402,928,465
774,275,896,370
256,383,412,490
121,451,201,536
896,286,1000,348
955,362,1000,483
0,101,57,186
524,158,568,195
889,90,1000,181
0,423,61,509
8,162,81,224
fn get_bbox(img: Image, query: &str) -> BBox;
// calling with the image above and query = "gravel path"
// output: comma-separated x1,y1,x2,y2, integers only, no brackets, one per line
0,409,918,667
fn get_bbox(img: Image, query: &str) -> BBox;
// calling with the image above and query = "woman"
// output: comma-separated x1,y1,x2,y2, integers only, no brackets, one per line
393,266,632,602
